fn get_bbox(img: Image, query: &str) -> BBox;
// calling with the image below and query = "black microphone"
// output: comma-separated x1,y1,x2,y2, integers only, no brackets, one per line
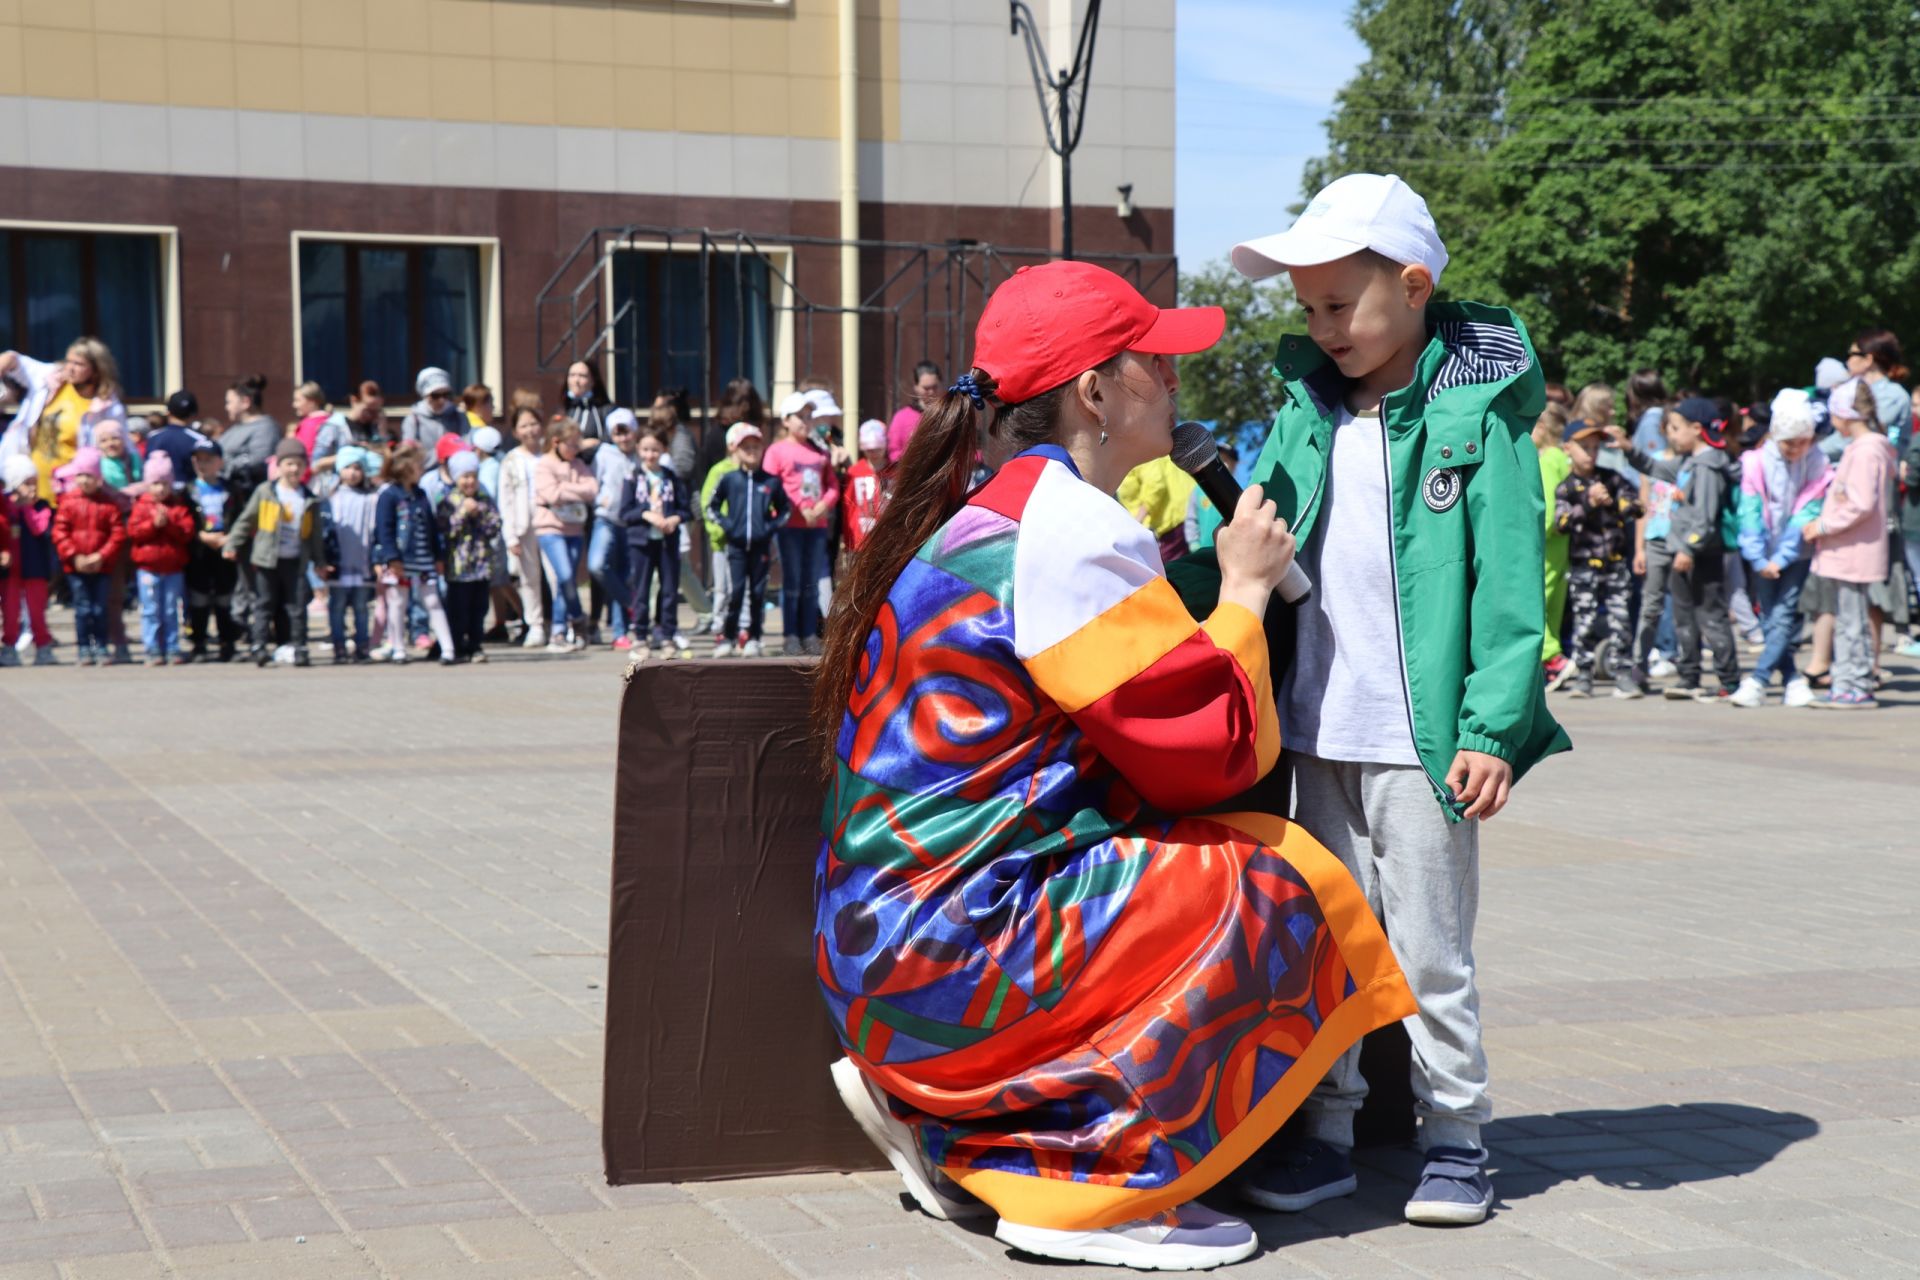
1170,421,1311,603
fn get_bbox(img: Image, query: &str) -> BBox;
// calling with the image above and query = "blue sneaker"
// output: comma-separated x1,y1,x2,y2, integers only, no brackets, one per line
1235,1136,1356,1212
997,1202,1258,1270
1405,1146,1493,1225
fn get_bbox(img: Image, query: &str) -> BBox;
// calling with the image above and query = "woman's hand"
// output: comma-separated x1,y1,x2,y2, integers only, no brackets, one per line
1213,483,1296,617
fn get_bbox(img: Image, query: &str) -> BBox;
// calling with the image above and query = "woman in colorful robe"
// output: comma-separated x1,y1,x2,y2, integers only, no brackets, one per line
811,262,1415,1271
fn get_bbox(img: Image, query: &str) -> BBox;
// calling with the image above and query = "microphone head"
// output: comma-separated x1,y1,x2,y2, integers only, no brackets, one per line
1169,421,1219,475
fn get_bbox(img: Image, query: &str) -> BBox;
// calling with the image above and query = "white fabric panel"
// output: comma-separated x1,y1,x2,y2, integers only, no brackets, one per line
1010,458,1165,660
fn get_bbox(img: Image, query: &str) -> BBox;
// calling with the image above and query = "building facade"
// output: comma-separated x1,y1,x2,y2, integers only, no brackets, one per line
0,0,1174,424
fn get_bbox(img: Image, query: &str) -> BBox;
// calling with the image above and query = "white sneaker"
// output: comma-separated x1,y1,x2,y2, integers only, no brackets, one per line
670,634,690,655
712,639,735,659
1728,676,1766,708
522,627,547,649
828,1059,988,1222
1784,677,1814,708
1648,658,1678,679
741,639,762,658
996,1204,1258,1270
545,639,574,654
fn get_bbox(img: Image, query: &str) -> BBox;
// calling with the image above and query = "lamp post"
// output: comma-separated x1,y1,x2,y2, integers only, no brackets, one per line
1009,0,1103,261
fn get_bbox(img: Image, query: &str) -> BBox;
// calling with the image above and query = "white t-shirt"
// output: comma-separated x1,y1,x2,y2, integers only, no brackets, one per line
1280,406,1420,766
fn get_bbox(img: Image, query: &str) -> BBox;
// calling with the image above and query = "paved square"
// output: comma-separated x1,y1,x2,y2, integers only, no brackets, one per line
3,626,1917,1279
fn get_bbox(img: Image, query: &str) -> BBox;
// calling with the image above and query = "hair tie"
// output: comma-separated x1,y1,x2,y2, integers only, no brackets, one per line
949,373,985,410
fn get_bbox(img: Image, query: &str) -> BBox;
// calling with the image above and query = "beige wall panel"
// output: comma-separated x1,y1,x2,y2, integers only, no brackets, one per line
613,81,675,133
233,0,300,45
300,0,366,50
490,2,553,63
19,0,87,28
95,0,164,36
493,57,556,126
552,3,615,64
429,0,492,57
785,12,833,78
610,5,673,68
367,0,432,54
301,47,368,115
672,68,731,134
162,36,233,108
96,32,168,104
0,32,20,95
22,26,96,99
234,41,303,112
786,73,837,140
163,0,232,42
366,50,432,117
554,65,614,129
728,14,787,76
731,78,793,138
671,10,735,73
430,56,495,122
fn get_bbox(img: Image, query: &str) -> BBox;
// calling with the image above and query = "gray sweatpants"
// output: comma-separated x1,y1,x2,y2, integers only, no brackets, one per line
1289,752,1489,1152
1833,581,1875,699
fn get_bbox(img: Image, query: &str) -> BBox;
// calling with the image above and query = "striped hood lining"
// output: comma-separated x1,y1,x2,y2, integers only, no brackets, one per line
1426,319,1532,404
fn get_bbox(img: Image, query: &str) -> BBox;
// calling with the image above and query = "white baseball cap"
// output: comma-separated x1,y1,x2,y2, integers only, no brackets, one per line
777,391,813,419
857,418,887,450
1231,173,1449,287
804,388,844,419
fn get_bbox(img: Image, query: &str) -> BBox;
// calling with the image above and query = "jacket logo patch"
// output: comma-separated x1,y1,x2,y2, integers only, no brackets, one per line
1423,467,1462,513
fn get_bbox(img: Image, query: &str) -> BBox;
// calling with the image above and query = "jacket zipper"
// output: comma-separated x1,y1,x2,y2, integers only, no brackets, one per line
1373,411,1458,813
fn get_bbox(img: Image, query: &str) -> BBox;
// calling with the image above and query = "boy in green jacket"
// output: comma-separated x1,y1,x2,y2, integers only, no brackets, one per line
1171,174,1569,1227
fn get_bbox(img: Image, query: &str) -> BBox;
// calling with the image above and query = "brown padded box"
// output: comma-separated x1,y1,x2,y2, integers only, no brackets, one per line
603,659,882,1183
602,659,1412,1183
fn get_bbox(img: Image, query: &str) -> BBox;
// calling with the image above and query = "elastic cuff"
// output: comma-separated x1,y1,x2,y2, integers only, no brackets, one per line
1454,732,1515,763
1418,1116,1483,1153
1301,1109,1356,1150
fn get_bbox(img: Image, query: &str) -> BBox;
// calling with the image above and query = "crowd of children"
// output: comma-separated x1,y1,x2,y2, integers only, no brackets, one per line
0,345,915,669
1532,334,1920,711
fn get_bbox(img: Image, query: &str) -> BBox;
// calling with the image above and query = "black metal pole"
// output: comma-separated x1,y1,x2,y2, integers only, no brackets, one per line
1059,74,1073,261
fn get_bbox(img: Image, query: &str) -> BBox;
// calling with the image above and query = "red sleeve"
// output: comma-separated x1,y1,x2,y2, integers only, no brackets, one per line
99,508,126,563
51,503,77,563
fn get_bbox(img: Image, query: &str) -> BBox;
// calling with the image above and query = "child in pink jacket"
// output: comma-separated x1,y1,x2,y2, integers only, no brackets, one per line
1803,378,1896,709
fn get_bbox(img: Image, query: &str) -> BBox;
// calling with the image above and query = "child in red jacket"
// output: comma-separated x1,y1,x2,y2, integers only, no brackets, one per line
127,452,198,665
2,455,57,665
51,447,126,666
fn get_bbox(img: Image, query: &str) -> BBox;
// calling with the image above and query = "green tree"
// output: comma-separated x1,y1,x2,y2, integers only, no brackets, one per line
1310,0,1920,396
1176,263,1301,436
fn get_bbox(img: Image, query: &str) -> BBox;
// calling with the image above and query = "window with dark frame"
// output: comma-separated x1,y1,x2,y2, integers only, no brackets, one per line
608,249,775,408
0,229,165,400
298,240,482,405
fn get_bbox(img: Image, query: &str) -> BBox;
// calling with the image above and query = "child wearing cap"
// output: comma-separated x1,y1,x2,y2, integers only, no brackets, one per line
324,446,380,663
1553,425,1643,698
1182,172,1569,1226
2,455,57,665
51,448,128,665
764,392,837,655
184,440,241,662
1613,398,1742,700
618,423,693,658
439,450,504,662
225,437,329,668
1799,377,1897,709
1729,393,1830,707
126,453,198,665
841,419,892,555
704,422,788,658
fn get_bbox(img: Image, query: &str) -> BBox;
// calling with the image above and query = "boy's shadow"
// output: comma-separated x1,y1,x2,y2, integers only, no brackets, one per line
1234,1101,1819,1247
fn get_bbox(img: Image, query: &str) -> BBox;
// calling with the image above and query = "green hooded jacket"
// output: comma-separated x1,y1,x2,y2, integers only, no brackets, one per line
1170,301,1571,819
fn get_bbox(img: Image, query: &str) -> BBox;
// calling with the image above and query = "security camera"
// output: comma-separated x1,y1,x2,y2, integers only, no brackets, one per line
1116,183,1135,218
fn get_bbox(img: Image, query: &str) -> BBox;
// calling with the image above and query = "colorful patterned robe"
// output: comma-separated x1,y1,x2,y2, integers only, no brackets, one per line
816,444,1414,1231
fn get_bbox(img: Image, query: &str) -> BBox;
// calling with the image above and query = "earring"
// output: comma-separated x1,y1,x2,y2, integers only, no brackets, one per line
1098,417,1109,446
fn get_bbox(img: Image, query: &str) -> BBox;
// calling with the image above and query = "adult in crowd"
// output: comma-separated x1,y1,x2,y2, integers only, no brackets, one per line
146,391,211,489
811,261,1411,1270
697,376,765,487
219,374,282,494
310,381,386,495
886,360,941,462
651,387,699,483
561,360,610,455
1625,369,1669,456
291,381,331,463
1848,328,1912,447
0,337,128,503
462,383,496,433
400,367,467,456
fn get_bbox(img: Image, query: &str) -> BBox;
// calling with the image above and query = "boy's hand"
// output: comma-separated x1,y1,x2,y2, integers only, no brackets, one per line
1674,551,1694,574
1633,548,1647,575
1604,425,1629,447
1446,750,1513,820
1586,481,1610,507
1757,561,1781,580
221,548,236,562
387,559,404,576
0,550,9,570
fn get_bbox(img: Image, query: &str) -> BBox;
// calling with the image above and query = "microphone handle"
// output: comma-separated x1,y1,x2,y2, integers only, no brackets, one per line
1196,457,1312,604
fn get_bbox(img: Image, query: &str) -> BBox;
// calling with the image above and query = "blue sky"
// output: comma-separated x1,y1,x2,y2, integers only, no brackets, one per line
1174,0,1367,270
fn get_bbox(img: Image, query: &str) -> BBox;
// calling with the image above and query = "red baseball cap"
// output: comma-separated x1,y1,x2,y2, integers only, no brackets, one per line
436,433,474,464
971,262,1225,404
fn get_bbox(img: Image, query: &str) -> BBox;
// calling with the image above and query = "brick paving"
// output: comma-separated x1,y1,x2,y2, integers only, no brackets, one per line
2,610,1918,1279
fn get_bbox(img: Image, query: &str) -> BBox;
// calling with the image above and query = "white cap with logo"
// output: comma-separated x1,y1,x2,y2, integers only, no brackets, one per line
1231,173,1449,287
805,388,844,419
